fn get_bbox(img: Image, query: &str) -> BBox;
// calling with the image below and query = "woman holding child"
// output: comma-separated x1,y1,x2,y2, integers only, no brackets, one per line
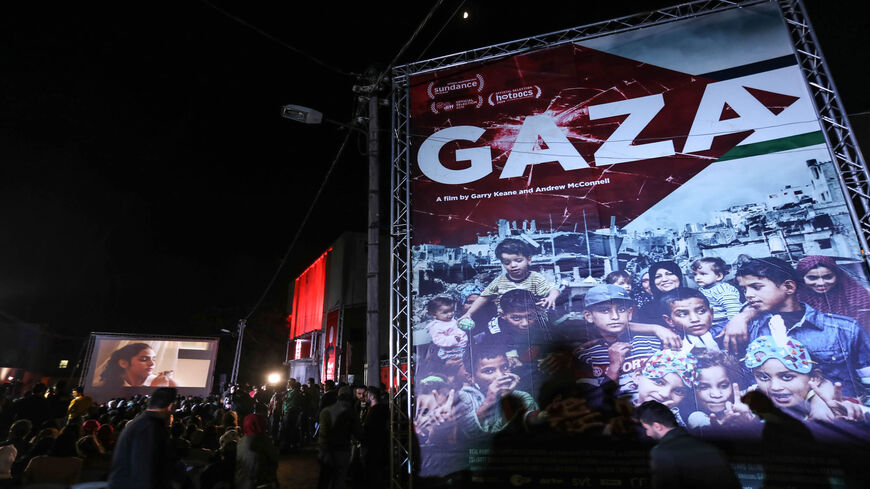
636,261,684,325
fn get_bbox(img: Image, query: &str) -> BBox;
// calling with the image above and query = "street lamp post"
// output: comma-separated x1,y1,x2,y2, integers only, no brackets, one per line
364,91,380,388
281,87,382,387
231,319,246,385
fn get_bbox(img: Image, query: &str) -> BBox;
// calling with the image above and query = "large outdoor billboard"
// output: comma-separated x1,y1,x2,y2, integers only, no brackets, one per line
81,333,219,401
404,2,869,487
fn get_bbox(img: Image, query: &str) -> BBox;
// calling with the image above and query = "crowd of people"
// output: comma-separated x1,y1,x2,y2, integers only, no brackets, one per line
0,377,389,489
413,237,870,478
5,236,870,487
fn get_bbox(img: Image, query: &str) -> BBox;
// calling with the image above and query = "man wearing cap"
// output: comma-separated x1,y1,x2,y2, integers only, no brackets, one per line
577,284,663,393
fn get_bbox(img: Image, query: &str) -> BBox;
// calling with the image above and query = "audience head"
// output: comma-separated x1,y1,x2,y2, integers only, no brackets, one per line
76,435,105,458
82,419,101,436
337,386,354,403
635,400,677,440
31,383,48,396
148,387,177,410
8,419,32,440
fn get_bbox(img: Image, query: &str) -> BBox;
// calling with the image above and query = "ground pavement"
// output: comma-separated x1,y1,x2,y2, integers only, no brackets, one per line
277,447,320,489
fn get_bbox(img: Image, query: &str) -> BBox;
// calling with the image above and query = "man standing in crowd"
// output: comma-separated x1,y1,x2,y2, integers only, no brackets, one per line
268,385,287,442
281,378,303,452
67,385,93,422
320,380,338,410
108,387,180,489
353,386,368,423
362,386,389,489
10,383,50,431
636,400,740,489
228,383,254,415
318,386,362,489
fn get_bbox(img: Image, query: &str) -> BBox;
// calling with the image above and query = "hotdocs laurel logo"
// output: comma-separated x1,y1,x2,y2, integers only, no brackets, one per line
427,74,485,99
488,86,541,106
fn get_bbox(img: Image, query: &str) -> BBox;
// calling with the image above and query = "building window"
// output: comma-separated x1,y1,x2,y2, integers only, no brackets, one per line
58,360,69,369
818,239,832,250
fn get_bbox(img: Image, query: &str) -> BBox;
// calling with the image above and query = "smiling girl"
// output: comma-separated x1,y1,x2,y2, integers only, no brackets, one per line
686,350,753,431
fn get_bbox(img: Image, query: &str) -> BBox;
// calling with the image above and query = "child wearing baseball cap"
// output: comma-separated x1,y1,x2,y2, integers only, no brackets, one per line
577,284,663,394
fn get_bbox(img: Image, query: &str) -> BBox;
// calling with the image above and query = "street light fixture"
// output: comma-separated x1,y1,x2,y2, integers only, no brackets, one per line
280,104,323,125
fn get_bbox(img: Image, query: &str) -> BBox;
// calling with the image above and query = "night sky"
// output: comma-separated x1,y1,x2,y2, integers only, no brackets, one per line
1,1,867,382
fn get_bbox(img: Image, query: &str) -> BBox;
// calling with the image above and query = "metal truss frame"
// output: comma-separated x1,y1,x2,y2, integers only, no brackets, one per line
388,1,870,487
779,0,870,260
389,76,413,489
392,0,762,83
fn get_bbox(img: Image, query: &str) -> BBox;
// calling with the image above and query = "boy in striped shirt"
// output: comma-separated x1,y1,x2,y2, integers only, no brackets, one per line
460,238,559,322
577,284,662,393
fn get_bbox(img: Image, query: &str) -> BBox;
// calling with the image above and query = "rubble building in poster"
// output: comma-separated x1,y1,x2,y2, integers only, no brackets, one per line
405,2,870,484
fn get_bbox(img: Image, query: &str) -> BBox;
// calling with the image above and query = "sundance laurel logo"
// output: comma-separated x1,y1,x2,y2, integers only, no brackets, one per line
487,85,541,106
427,74,485,99
429,96,484,114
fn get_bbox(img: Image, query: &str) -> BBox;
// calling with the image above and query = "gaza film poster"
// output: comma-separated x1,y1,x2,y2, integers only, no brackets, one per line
407,3,870,487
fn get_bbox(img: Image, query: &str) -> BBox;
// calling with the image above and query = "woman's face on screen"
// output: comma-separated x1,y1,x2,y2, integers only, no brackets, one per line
121,348,156,382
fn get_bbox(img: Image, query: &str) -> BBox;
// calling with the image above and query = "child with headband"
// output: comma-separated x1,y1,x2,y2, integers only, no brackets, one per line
743,321,866,423
736,257,870,401
623,348,698,426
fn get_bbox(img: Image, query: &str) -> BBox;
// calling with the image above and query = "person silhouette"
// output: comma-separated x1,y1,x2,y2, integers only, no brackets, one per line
741,390,831,489
636,400,740,489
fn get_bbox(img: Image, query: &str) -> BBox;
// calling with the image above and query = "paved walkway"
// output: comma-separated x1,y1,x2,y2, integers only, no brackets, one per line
277,447,320,489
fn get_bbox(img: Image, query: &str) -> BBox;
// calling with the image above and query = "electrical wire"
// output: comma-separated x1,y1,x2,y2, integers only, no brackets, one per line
413,0,467,64
197,0,352,77
242,130,353,321
367,0,446,94
243,1,449,323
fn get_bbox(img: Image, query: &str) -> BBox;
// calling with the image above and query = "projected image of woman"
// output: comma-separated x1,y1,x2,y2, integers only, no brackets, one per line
100,343,177,388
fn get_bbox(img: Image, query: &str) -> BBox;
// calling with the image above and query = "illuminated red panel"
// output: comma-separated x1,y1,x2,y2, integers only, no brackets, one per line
322,310,340,381
288,339,312,360
289,250,329,339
